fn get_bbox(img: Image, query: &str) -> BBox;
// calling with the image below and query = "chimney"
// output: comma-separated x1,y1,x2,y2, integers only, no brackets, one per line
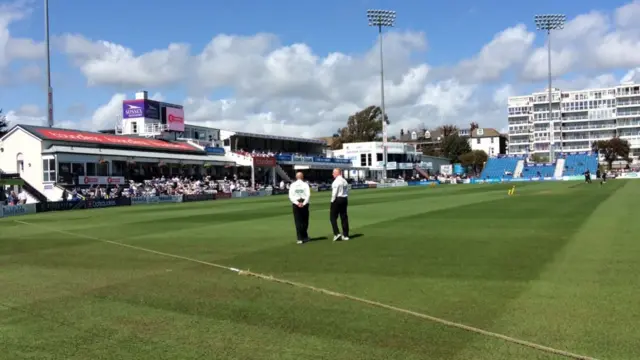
135,91,148,100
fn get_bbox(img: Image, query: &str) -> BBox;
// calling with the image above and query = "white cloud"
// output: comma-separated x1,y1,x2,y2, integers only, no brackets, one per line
523,2,640,79
7,1,640,139
87,93,126,130
0,3,44,69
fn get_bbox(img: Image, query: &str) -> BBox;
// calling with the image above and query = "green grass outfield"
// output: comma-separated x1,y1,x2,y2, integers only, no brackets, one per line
1,181,639,360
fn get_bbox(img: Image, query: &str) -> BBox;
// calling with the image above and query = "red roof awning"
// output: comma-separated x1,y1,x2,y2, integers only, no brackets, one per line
35,128,198,152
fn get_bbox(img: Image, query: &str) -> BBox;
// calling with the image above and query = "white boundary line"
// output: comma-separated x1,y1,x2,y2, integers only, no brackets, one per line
12,219,599,360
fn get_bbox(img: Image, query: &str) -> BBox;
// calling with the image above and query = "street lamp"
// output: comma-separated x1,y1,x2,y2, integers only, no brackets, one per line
367,9,396,180
534,14,565,162
45,0,54,128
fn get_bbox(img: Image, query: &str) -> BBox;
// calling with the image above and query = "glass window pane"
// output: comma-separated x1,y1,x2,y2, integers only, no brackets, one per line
42,159,49,171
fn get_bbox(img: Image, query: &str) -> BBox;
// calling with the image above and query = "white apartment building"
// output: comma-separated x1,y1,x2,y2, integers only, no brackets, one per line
507,82,640,159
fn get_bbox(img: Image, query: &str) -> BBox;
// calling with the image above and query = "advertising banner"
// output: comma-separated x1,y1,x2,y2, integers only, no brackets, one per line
36,128,196,151
350,184,369,190
453,163,464,175
1,204,37,218
183,193,215,202
131,195,183,205
616,172,640,179
316,185,331,192
204,146,225,155
408,180,440,186
81,176,126,186
368,183,377,189
252,156,276,167
36,200,86,213
386,162,398,170
122,99,160,119
86,197,131,209
165,107,185,132
215,192,232,200
275,154,293,162
271,189,288,196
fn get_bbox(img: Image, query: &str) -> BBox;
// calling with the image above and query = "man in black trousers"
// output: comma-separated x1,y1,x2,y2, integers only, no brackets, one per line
330,168,350,241
288,172,311,244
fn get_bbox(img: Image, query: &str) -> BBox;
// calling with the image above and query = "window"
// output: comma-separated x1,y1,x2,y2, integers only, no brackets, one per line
360,154,367,167
132,122,138,133
491,137,494,144
367,153,372,166
43,159,56,182
377,153,383,162
476,138,480,144
86,163,96,176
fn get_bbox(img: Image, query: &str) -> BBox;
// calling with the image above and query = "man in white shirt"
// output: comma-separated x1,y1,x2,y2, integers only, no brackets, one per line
17,190,28,204
330,168,350,241
288,172,311,244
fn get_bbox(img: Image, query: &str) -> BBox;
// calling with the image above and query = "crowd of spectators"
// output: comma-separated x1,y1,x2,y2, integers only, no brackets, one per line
1,188,28,206
61,175,269,200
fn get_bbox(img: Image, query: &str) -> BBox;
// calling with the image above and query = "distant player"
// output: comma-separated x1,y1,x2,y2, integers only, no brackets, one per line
600,171,607,186
584,169,592,184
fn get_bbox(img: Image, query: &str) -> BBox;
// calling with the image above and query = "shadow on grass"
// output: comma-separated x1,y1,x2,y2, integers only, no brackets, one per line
308,236,328,242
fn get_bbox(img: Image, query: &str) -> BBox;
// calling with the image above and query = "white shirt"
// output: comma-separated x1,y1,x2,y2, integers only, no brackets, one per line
288,180,311,206
331,176,349,202
17,192,27,202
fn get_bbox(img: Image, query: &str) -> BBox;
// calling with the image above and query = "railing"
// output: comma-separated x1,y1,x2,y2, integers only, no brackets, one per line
617,99,640,106
562,124,616,130
562,116,590,121
618,110,640,117
617,90,640,96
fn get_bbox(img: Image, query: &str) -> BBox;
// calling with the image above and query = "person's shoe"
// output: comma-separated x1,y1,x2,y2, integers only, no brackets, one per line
333,234,342,241
342,236,350,241
297,240,304,244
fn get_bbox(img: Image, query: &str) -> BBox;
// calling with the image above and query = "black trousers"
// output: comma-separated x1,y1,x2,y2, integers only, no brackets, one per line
292,204,309,240
330,197,349,237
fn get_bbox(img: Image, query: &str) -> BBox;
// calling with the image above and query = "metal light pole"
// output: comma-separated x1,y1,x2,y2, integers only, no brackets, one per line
535,14,565,163
367,9,395,180
45,0,54,128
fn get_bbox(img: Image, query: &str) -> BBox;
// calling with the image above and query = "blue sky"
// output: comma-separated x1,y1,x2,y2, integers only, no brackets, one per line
1,0,639,136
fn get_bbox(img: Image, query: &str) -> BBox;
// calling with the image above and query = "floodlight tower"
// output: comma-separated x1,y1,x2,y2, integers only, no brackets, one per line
367,9,396,180
534,14,565,162
45,0,54,128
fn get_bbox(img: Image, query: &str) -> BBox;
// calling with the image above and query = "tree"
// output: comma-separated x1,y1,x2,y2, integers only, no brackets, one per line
438,124,458,138
469,122,479,132
592,138,631,169
331,105,388,150
459,150,488,174
0,109,8,137
441,134,471,162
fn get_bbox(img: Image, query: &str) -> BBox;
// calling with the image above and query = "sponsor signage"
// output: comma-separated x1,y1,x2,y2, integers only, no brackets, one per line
617,172,640,179
204,146,225,155
122,99,160,120
183,193,215,203
408,180,440,186
36,200,86,212
35,128,198,151
1,204,36,218
131,195,183,205
165,106,185,132
252,156,276,167
215,192,232,199
275,154,351,165
86,197,131,209
350,183,369,190
81,176,126,186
